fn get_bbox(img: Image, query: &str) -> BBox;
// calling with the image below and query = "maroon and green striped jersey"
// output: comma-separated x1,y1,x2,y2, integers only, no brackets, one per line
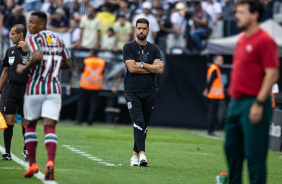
26,30,70,95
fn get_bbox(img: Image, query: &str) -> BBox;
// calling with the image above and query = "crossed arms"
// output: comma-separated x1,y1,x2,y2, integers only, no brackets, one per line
125,59,164,74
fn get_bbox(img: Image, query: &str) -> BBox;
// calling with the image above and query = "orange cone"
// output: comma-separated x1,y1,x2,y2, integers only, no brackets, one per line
0,112,7,129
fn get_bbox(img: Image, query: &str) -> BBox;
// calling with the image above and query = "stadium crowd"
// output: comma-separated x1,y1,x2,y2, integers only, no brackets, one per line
0,0,280,57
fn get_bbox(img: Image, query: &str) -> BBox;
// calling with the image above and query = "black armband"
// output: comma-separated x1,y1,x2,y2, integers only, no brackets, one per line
254,99,265,106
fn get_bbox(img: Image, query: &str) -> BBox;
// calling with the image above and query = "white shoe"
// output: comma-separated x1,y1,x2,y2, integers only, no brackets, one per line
130,155,139,166
139,154,148,167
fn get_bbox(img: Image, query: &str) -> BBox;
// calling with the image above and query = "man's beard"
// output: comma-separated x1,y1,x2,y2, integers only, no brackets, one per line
137,34,147,40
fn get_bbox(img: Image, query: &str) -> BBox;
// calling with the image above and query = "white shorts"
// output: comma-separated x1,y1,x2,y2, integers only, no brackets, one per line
24,94,62,121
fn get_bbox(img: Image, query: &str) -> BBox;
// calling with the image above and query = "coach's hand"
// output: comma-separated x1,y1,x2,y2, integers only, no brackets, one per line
153,59,162,65
249,103,263,124
18,41,28,52
17,64,25,74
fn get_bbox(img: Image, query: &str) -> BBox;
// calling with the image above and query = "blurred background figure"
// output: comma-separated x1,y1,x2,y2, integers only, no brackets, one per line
100,27,116,50
69,19,81,49
76,49,105,126
113,14,132,51
155,6,172,54
203,55,225,137
78,6,100,49
49,8,69,33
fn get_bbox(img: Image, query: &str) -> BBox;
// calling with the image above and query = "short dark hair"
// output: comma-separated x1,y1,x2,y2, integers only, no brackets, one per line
136,18,149,28
236,0,265,22
12,24,27,38
31,11,47,23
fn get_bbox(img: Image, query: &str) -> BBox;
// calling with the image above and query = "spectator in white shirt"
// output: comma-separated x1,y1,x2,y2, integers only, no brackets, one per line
201,0,222,28
100,27,116,50
132,1,160,43
69,19,81,49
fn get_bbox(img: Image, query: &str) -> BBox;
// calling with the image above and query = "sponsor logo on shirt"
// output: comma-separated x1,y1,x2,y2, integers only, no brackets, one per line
246,44,252,53
8,56,15,65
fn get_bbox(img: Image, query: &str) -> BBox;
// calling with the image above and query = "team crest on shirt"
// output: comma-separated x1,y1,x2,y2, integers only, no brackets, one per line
8,56,15,65
22,56,29,65
246,44,253,53
127,102,132,109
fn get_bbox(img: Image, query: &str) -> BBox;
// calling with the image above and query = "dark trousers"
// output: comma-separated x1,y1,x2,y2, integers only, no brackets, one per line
224,97,272,184
206,98,220,133
124,91,156,153
76,88,99,125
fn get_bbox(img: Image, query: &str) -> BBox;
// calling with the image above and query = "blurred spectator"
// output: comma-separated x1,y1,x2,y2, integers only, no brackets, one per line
132,1,160,43
41,0,57,17
79,6,100,49
129,0,140,16
25,0,41,12
5,5,26,31
113,14,131,50
106,0,120,12
100,27,116,50
223,0,240,36
97,2,116,38
49,8,69,33
69,19,81,49
115,0,132,21
65,0,81,19
167,2,187,52
76,49,105,126
151,0,162,15
56,0,70,19
201,0,222,28
262,0,274,21
67,0,90,21
188,1,211,51
0,0,14,39
155,6,172,53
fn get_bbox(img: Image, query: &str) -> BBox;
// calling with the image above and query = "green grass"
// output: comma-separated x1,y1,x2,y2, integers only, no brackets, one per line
0,122,282,184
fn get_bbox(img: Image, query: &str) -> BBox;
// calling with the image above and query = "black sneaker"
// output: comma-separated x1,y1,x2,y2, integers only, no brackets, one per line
22,150,28,161
1,153,12,161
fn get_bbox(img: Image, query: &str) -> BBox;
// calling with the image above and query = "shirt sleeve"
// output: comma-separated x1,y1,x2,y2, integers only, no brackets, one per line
123,43,135,62
80,16,85,28
259,36,279,69
2,49,9,67
215,3,222,14
151,17,160,32
60,39,71,60
28,35,42,51
206,70,217,91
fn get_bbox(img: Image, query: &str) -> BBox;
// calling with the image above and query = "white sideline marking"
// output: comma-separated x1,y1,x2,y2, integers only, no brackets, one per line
0,167,22,170
62,145,122,166
0,145,57,184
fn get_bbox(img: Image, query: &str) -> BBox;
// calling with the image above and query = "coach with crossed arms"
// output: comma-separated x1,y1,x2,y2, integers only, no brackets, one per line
123,18,163,167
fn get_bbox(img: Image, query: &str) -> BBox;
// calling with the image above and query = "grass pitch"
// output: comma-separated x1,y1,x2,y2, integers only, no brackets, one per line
0,122,281,184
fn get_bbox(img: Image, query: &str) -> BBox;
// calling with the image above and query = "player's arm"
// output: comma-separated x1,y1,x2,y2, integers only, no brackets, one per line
125,60,150,74
17,50,42,74
143,59,164,74
61,59,72,69
0,67,9,91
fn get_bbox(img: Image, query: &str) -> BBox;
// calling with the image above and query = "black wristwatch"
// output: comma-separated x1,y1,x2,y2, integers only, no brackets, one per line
254,99,265,106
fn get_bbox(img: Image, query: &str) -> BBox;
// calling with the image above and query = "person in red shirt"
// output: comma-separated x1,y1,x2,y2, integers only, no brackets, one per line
225,0,279,183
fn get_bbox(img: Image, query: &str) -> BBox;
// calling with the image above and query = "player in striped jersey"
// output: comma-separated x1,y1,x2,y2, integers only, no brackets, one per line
16,11,72,180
